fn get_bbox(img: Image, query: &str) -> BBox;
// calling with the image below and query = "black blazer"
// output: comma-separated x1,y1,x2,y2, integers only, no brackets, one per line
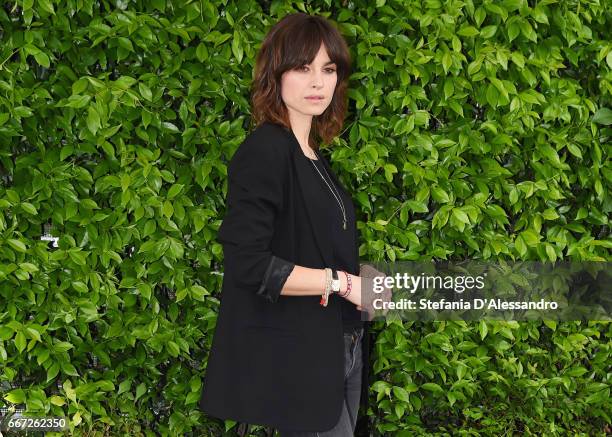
199,121,370,432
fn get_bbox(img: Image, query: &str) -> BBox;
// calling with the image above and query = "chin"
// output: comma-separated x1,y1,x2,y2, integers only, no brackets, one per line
309,107,329,116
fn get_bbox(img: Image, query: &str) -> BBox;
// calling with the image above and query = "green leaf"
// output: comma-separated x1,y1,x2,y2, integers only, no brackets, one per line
457,25,479,37
566,144,582,159
72,78,89,94
383,163,397,182
432,186,450,203
421,383,443,393
392,386,410,402
163,200,174,218
139,82,153,101
167,184,184,199
4,389,26,404
162,122,180,133
118,380,131,395
8,239,27,252
69,251,87,266
509,187,519,204
592,108,612,125
14,331,27,353
185,391,200,405
61,362,79,376
519,18,537,42
541,209,559,220
452,208,470,224
456,363,467,380
486,84,498,107
25,327,41,342
585,388,609,404
407,200,428,213
231,30,243,63
49,395,66,406
515,235,527,257
72,281,88,293
442,51,453,73
138,283,152,301
46,363,60,382
508,21,520,42
87,106,101,134
432,206,450,229
38,0,55,14
21,202,38,215
34,51,50,67
372,380,391,394
565,367,588,377
14,106,34,117
531,6,549,24
166,340,180,357
168,238,184,259
53,341,74,352
519,229,540,246
480,25,498,39
196,43,209,62
96,380,115,391
479,320,488,340
190,284,209,300
19,262,38,273
539,144,563,168
176,288,188,302
135,383,147,401
447,391,457,406
118,37,134,52
60,145,74,159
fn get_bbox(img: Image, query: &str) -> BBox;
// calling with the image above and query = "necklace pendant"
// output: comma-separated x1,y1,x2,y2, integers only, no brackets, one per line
343,221,346,230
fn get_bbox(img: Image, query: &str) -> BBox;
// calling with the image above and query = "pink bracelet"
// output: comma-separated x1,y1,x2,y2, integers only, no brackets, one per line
339,271,351,297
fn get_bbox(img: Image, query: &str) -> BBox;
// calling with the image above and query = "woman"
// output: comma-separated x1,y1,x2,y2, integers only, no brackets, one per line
199,13,372,436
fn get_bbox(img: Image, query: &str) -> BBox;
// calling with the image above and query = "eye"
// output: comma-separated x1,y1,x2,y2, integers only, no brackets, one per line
325,68,337,73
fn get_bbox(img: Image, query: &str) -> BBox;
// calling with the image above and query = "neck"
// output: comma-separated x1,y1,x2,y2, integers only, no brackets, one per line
287,110,313,151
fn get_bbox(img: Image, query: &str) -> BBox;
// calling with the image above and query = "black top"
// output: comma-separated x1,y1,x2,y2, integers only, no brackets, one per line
302,151,364,333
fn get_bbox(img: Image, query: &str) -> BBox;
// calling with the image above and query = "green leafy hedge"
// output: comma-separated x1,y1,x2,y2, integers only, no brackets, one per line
0,0,610,435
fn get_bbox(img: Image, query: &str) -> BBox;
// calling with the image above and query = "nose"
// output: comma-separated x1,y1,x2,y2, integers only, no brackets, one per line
311,71,324,88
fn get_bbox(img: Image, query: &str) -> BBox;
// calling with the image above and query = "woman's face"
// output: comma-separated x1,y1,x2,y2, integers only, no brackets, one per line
280,43,338,119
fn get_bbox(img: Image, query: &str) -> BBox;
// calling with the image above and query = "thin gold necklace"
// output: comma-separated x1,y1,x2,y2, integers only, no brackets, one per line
308,151,347,230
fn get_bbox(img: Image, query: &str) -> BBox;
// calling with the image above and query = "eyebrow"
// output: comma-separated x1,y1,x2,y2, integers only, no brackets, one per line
304,61,336,66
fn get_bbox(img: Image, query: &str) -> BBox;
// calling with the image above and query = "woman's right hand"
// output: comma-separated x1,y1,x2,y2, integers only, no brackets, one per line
338,268,393,315
339,272,362,307
353,265,393,318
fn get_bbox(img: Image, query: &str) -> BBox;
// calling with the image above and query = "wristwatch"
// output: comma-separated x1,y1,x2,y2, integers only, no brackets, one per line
331,270,341,294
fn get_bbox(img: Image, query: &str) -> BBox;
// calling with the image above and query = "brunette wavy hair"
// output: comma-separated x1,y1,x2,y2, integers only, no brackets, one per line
250,13,351,150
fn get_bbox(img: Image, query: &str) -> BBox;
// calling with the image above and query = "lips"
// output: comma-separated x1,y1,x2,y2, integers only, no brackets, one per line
305,96,324,100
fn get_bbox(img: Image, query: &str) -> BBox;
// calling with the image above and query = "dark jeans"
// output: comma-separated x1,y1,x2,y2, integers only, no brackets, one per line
277,327,364,437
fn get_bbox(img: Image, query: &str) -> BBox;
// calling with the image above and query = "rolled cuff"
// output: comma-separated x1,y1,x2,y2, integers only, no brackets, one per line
256,255,295,303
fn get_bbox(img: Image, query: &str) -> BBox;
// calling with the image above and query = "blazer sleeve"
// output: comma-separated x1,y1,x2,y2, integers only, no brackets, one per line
216,134,295,303
353,221,361,275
